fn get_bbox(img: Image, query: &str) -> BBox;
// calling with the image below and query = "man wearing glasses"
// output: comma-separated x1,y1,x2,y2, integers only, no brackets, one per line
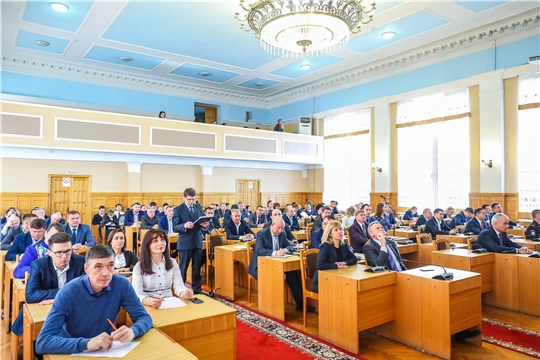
10,232,86,335
172,187,209,295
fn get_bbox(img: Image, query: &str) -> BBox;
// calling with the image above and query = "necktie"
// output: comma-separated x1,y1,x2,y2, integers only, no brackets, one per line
498,233,503,246
168,220,173,233
481,221,485,230
257,216,260,224
189,206,194,213
273,236,279,251
360,223,365,236
72,228,77,241
387,247,399,271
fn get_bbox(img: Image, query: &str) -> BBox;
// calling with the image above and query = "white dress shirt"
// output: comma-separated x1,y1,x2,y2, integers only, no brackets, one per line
114,253,126,269
54,263,70,289
132,257,187,301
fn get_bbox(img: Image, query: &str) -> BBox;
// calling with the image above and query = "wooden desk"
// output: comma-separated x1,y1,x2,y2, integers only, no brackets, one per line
431,249,494,293
125,225,140,252
507,228,526,236
318,264,396,354
44,328,196,360
392,229,417,239
145,295,235,360
23,303,51,360
11,278,26,359
512,238,540,251
1,250,6,311
439,234,477,244
482,253,539,316
214,244,248,301
258,256,300,321
377,268,482,360
3,261,16,332
291,229,307,241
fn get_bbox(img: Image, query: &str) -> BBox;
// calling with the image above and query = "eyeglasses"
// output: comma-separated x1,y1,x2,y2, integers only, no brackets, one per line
49,249,72,257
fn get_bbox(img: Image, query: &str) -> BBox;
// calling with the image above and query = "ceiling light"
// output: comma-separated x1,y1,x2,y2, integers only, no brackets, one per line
119,56,132,62
35,40,50,47
235,0,375,56
199,72,211,77
299,64,311,70
50,3,69,12
254,82,264,87
381,31,396,40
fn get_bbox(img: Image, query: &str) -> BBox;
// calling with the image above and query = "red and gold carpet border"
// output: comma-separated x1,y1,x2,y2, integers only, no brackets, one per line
482,318,540,358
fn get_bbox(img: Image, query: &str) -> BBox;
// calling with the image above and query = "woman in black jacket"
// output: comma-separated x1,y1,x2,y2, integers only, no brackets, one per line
107,229,138,274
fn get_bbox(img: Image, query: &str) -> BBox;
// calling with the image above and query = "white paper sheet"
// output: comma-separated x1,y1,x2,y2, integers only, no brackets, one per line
267,255,291,258
158,296,187,310
72,341,139,358
233,246,246,249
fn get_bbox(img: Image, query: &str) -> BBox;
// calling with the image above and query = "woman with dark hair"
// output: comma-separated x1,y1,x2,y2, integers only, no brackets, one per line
369,202,392,231
158,111,166,118
107,229,138,274
132,228,192,309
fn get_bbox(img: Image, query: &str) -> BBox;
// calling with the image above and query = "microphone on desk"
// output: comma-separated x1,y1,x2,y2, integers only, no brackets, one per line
195,201,203,209
364,259,388,273
306,199,314,205
402,259,454,280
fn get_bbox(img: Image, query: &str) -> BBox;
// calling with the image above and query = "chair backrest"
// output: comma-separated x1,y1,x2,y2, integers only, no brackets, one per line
245,239,257,268
219,218,224,227
416,233,433,244
209,233,224,259
467,238,478,250
344,226,351,246
306,222,313,237
74,247,90,255
456,225,466,233
433,239,450,251
299,249,319,292
301,240,311,251
417,225,425,234
304,217,312,224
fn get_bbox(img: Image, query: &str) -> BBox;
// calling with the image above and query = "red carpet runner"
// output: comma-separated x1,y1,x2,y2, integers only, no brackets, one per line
482,318,540,358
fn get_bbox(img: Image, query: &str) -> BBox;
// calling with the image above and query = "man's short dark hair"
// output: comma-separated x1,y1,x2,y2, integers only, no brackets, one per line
315,203,324,211
47,223,65,233
49,232,72,247
267,200,273,206
163,203,169,207
434,208,444,215
22,213,37,222
99,206,105,210
465,207,474,213
411,206,417,210
322,205,332,213
474,208,483,216
491,202,500,209
86,244,114,264
132,202,141,206
231,204,239,210
149,202,157,207
482,204,490,210
324,215,335,221
361,204,371,210
68,211,80,217
183,188,196,198
532,209,540,219
115,203,122,207
30,218,46,229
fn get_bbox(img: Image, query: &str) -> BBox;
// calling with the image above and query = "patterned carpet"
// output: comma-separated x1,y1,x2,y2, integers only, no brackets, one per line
482,318,540,358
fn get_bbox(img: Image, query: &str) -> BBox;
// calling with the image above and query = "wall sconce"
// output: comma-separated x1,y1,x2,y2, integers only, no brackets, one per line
481,160,493,168
372,163,382,172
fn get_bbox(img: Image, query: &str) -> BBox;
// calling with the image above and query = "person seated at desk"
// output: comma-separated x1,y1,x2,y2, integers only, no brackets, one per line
303,203,315,216
225,209,255,241
158,205,176,233
100,209,119,239
45,211,65,229
0,206,18,226
64,211,95,250
108,229,138,274
132,229,193,309
443,206,455,219
403,206,419,220
0,213,22,246
341,207,355,228
425,208,459,239
414,208,432,229
92,206,106,226
525,209,540,240
263,209,297,243
6,218,45,261
124,202,143,226
313,221,357,293
465,208,488,235
330,200,340,215
238,202,250,220
310,215,334,249
35,244,152,355
141,206,159,229
249,205,266,229
313,205,332,232
283,205,301,231
477,214,532,254
449,207,474,228
11,232,86,336
2,213,37,250
248,218,314,312
364,222,407,271
13,223,65,278
369,202,392,231
203,206,220,230
348,209,371,253
482,204,492,226
490,203,523,229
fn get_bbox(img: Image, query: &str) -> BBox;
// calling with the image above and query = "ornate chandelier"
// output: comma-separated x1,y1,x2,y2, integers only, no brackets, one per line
235,0,376,57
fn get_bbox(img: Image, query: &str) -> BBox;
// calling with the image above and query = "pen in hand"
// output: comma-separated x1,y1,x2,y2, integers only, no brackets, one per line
107,318,117,331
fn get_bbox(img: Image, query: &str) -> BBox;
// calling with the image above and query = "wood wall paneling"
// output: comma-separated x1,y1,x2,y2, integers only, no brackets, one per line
504,193,519,222
370,193,398,209
0,193,49,216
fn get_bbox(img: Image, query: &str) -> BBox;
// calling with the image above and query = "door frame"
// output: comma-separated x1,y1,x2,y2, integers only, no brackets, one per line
48,174,92,225
236,179,261,206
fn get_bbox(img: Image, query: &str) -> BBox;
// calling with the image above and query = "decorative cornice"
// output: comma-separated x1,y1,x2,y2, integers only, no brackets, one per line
2,12,539,109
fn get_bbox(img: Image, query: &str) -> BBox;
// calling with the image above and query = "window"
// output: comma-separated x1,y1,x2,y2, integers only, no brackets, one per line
323,109,371,207
397,88,470,210
518,72,540,213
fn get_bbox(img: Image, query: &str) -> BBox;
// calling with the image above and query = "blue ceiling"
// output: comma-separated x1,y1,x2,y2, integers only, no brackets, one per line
22,1,94,33
84,45,167,71
455,1,510,12
170,63,242,84
16,30,71,54
237,77,282,90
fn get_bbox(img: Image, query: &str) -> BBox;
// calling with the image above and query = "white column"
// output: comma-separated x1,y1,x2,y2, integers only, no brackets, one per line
373,102,392,192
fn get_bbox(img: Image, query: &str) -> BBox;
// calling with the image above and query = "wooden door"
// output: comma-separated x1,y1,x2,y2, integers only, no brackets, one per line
204,106,217,124
49,175,91,225
236,179,260,207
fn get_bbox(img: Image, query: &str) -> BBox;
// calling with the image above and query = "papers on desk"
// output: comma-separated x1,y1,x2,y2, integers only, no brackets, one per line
233,246,246,249
158,297,187,310
72,341,139,358
267,255,291,258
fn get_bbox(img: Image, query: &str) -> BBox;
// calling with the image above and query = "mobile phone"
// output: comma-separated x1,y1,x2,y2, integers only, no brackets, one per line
190,297,204,304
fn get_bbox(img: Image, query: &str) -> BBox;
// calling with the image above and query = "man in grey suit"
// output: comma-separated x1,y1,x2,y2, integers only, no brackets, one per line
363,221,407,271
1,213,35,250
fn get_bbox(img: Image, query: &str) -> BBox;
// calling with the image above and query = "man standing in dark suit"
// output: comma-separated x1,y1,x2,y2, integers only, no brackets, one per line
6,218,45,261
11,233,86,335
173,188,209,294
282,205,300,231
525,209,540,240
225,209,255,241
64,211,95,250
364,221,407,271
249,206,266,229
425,208,458,239
348,209,371,253
477,213,532,254
465,208,488,235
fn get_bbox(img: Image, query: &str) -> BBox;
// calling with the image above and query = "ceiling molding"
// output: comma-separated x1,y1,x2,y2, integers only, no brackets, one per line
2,12,538,110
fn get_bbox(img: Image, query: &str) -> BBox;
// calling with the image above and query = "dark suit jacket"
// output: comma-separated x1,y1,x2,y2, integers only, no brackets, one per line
224,219,254,240
158,216,174,232
424,218,452,239
465,218,486,235
141,215,159,229
6,232,38,261
525,220,540,240
313,242,357,293
249,213,266,228
240,209,250,220
44,218,65,229
403,210,419,220
312,215,323,232
263,221,296,241
282,214,300,230
123,210,143,226
264,213,272,223
64,224,95,247
415,215,428,229
348,221,371,253
115,251,138,270
172,203,205,250
331,207,340,215
309,228,323,249
0,225,24,250
91,214,104,225
477,227,522,253
247,227,294,280
363,238,407,270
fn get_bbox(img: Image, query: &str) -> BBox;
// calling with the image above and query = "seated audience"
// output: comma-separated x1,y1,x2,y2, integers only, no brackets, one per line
108,229,138,274
348,209,371,253
141,206,159,229
403,206,419,220
283,205,300,231
263,209,297,242
114,203,124,218
132,229,193,309
224,204,237,224
100,209,120,239
214,203,227,223
124,202,142,226
14,223,65,278
64,211,96,250
158,205,175,233
425,208,458,239
249,206,266,228
159,111,166,118
6,218,45,261
341,207,355,228
449,207,474,228
10,233,86,336
303,204,315,216
443,207,455,219
91,206,106,225
238,202,250,220
202,206,220,231
361,204,373,225
490,202,523,228
35,207,47,220
45,211,65,229
35,245,152,355
465,208,488,235
263,206,272,222
482,204,492,225
225,209,255,241
330,200,340,215
0,207,18,226
313,205,331,232
274,118,284,132
310,215,334,249
477,213,532,254
313,221,357,293
2,213,36,250
369,203,392,231
0,213,21,245
246,205,252,215
364,222,407,271
148,202,161,217
525,209,540,240
415,208,432,228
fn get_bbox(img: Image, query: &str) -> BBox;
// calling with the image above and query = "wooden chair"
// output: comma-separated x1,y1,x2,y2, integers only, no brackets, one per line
456,225,466,233
74,247,90,255
138,229,149,256
467,238,478,250
433,239,450,251
344,226,351,246
219,218,224,227
206,233,225,291
245,239,257,303
301,240,311,251
417,225,425,234
409,220,417,230
299,248,319,327
306,222,313,243
416,233,433,244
